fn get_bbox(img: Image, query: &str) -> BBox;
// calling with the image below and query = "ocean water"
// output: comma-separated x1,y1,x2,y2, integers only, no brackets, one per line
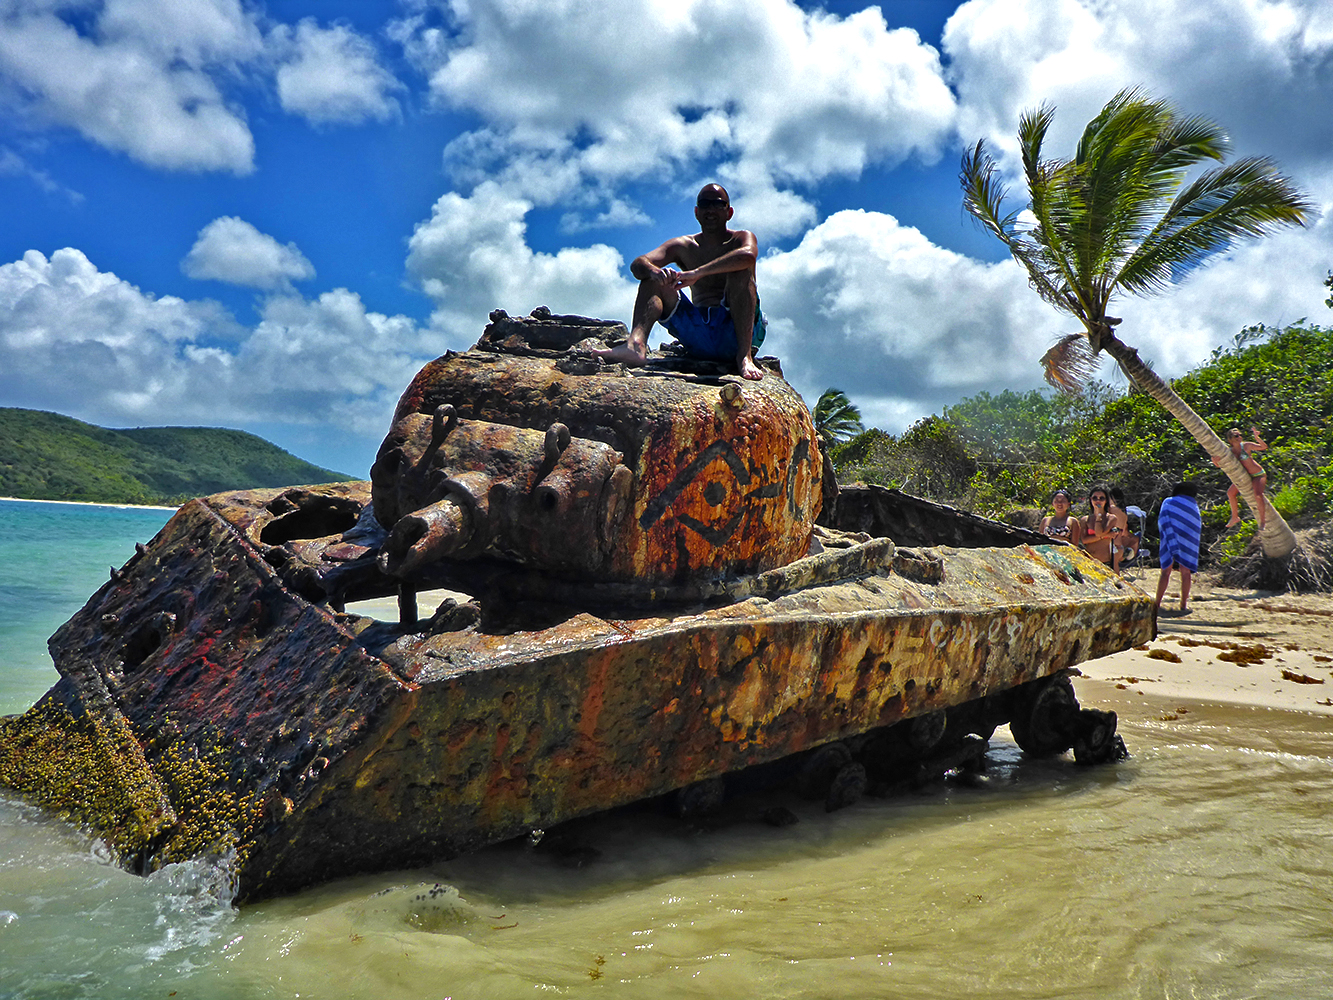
0,499,176,715
2,499,1333,999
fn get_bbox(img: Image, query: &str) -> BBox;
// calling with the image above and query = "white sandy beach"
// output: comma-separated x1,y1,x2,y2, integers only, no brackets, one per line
1074,568,1333,718
0,496,179,511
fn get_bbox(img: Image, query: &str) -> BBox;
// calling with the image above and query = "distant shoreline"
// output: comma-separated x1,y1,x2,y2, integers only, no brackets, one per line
0,496,179,512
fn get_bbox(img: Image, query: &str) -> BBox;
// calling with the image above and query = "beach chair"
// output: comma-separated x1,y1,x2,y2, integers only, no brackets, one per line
1118,505,1147,575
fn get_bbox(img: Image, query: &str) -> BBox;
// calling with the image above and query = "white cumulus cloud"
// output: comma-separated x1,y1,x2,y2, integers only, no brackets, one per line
182,217,316,290
406,181,633,341
401,0,957,235
273,19,402,126
759,209,1065,425
0,1,406,173
0,248,448,456
0,0,262,173
944,0,1333,173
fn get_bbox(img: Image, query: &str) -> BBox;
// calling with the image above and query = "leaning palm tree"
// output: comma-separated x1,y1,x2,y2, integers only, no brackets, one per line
813,389,865,450
961,88,1313,558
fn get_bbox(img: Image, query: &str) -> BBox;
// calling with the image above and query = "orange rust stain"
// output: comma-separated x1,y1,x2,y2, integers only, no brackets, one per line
627,393,818,580
578,648,614,743
480,721,515,804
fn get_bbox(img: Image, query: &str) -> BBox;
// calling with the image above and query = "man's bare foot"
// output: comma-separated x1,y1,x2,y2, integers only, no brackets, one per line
738,354,764,381
592,343,647,367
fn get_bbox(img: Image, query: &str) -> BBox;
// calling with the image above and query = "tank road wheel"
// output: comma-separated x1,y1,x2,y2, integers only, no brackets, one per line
673,777,725,819
905,710,947,755
857,709,948,783
946,698,1001,743
824,762,867,813
795,742,853,800
1009,674,1078,757
1072,709,1129,766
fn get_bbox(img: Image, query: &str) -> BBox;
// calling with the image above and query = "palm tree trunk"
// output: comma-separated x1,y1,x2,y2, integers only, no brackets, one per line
1102,334,1297,559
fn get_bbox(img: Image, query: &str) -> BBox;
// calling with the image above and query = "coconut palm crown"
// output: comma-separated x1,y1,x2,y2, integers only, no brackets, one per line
813,389,865,450
960,88,1314,558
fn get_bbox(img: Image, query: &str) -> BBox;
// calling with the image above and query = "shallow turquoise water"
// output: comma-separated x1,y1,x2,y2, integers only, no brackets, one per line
0,499,174,714
2,500,1332,999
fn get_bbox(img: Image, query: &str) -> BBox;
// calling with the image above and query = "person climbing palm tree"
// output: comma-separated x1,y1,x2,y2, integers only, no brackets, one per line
960,88,1312,559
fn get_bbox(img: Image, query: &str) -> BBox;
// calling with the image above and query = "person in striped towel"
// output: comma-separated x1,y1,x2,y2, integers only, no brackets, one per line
1155,481,1202,614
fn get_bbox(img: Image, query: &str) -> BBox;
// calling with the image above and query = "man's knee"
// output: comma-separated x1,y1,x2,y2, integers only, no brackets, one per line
634,284,676,326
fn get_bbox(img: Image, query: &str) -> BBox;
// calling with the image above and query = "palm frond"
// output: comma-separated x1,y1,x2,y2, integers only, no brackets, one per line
1019,123,1092,323
1069,93,1205,297
1119,156,1314,294
1040,334,1100,395
962,138,1083,319
1148,113,1229,173
1019,104,1055,195
1008,230,1085,316
960,87,1311,394
960,140,1021,246
813,389,865,447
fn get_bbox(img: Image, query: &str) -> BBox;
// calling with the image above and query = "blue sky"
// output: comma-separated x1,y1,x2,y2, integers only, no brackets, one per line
3,0,1331,476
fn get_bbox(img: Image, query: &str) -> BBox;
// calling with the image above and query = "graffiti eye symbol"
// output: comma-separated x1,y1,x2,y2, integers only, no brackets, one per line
641,440,751,531
674,462,744,543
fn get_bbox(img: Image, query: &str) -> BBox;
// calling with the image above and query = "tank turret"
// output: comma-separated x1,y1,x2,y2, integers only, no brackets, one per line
370,307,824,585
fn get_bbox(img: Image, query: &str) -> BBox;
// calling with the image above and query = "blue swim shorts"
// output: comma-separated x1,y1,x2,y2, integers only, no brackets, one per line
660,292,767,361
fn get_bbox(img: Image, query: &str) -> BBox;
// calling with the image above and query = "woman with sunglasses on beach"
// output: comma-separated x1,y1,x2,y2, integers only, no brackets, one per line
1039,488,1078,542
1079,485,1122,567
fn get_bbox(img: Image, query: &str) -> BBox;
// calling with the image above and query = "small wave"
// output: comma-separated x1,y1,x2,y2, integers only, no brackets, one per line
139,850,239,963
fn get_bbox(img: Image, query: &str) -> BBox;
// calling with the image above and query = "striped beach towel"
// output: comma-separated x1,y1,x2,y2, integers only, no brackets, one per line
1158,495,1202,572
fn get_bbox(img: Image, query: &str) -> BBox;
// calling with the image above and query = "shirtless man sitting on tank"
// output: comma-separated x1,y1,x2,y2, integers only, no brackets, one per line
594,184,766,381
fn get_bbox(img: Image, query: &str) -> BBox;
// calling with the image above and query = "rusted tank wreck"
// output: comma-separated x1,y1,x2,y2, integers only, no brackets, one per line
0,309,1153,901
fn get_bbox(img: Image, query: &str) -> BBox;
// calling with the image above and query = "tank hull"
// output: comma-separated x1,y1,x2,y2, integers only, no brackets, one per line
1,481,1152,901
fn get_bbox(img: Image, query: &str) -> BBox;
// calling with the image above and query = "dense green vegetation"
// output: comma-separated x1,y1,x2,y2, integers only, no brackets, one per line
961,88,1313,560
833,321,1333,559
0,409,351,505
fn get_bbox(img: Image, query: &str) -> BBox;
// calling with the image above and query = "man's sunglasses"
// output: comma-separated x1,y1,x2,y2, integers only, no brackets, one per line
697,198,729,208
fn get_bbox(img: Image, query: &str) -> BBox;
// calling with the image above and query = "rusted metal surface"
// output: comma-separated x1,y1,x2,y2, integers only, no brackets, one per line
371,311,822,583
821,483,1058,549
0,309,1155,902
1,481,1151,900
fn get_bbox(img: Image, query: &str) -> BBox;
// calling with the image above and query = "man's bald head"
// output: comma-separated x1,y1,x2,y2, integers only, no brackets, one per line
696,183,729,207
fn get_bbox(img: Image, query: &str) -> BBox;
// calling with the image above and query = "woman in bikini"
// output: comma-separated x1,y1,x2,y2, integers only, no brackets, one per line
1213,426,1268,529
1079,485,1121,567
1039,488,1078,542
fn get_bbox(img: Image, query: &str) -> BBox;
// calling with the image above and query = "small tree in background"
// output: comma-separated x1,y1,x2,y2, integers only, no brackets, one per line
961,87,1313,559
813,389,865,450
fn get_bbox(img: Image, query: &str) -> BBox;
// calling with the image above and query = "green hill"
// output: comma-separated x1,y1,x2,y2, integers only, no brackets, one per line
0,409,354,505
